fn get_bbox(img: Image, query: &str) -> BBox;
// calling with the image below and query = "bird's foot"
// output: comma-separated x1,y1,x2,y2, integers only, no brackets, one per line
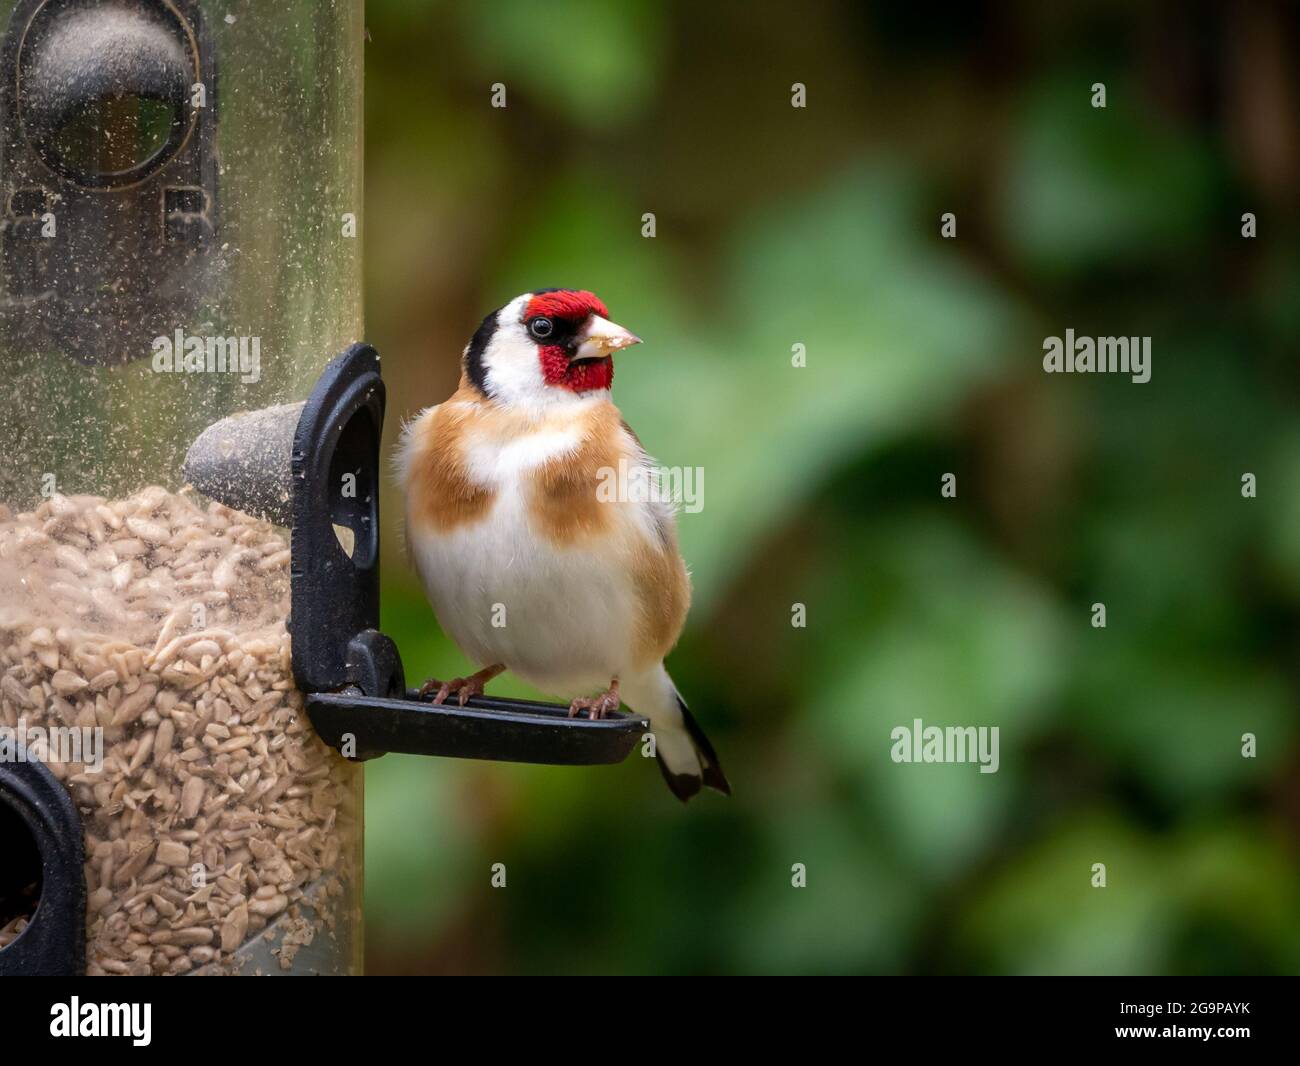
418,663,505,707
568,679,621,720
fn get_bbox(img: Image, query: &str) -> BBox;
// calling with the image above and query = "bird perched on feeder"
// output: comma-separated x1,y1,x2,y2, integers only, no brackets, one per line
396,288,729,801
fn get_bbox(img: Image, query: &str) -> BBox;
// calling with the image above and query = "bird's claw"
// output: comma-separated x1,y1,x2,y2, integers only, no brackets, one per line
568,682,621,721
418,675,486,707
418,664,505,707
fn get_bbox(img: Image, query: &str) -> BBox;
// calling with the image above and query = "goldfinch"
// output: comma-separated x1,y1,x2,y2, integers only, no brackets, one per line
396,288,729,801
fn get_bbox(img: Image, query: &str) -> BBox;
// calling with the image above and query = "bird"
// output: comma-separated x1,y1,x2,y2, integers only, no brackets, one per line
395,288,730,801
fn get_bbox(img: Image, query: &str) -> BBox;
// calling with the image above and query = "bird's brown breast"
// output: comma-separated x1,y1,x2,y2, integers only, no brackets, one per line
527,401,624,545
404,387,691,667
404,385,498,534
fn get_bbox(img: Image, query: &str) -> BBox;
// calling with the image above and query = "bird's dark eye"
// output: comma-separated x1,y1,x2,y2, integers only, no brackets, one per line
528,317,555,340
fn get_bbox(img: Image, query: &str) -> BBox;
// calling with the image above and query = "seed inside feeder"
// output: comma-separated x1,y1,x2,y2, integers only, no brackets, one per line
0,489,360,975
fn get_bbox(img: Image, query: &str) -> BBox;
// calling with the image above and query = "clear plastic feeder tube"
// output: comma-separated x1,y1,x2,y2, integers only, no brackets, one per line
0,0,365,975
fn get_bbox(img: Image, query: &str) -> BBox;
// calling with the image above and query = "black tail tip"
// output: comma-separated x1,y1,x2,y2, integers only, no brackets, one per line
656,756,732,803
663,693,731,802
702,762,732,796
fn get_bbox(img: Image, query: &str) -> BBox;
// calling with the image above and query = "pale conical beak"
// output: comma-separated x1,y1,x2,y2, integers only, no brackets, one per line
574,315,642,361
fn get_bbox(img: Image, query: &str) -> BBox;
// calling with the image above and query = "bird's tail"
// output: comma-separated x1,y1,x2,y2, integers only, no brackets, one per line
623,666,730,802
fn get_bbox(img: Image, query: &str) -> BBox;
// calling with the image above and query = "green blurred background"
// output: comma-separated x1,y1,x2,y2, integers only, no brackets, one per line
360,0,1300,974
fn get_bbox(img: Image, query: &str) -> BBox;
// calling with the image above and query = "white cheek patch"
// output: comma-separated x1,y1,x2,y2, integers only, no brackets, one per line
483,327,547,406
480,294,611,413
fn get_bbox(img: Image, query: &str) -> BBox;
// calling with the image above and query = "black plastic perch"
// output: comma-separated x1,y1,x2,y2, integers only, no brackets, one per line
310,689,645,765
183,344,648,764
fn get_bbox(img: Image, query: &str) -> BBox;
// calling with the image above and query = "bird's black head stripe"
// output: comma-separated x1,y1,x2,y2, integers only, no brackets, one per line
464,307,500,397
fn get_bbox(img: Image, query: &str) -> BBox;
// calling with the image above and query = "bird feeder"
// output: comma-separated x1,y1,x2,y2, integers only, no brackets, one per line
0,0,644,977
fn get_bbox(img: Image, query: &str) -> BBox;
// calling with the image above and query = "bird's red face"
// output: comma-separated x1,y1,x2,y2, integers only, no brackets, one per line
464,289,641,408
524,290,620,393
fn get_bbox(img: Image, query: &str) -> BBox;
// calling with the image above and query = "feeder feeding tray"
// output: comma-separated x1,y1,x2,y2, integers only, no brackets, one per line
183,344,649,765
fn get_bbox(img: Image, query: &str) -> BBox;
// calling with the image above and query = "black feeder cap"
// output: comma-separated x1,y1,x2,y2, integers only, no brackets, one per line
183,344,648,765
1,0,218,365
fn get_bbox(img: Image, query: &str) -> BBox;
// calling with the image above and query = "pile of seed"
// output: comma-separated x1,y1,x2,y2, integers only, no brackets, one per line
0,915,29,948
0,881,38,949
0,488,359,975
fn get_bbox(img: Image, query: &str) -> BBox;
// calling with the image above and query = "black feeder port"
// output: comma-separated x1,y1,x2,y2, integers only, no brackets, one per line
0,748,86,976
183,343,649,765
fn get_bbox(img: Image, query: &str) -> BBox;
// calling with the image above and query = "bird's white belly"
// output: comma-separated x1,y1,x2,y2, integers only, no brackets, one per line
408,491,636,698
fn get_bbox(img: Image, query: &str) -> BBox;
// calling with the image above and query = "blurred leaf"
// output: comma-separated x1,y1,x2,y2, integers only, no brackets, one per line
960,813,1300,975
1262,427,1300,597
1069,646,1293,804
958,812,1173,974
364,754,476,938
458,0,668,129
1001,74,1221,277
1167,822,1300,974
729,809,916,974
809,515,1066,881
